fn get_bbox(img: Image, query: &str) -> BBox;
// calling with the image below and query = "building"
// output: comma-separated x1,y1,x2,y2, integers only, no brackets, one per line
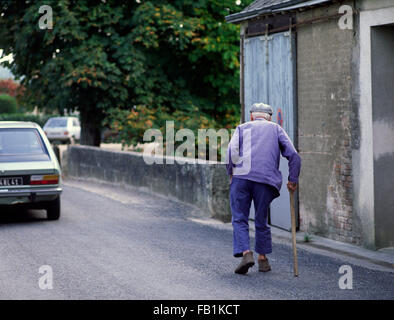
226,0,394,249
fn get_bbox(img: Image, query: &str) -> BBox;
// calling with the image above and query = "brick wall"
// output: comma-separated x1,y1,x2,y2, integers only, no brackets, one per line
296,1,361,244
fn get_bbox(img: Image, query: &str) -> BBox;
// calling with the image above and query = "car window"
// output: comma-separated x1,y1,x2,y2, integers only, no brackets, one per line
46,118,68,128
0,129,50,162
72,119,79,127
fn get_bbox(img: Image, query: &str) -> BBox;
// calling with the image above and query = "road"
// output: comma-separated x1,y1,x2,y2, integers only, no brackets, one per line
0,179,393,300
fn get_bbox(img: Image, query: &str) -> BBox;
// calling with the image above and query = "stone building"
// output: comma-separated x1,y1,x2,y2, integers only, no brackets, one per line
226,0,394,249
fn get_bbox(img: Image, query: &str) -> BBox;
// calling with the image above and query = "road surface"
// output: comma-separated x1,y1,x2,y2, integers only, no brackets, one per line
0,179,393,299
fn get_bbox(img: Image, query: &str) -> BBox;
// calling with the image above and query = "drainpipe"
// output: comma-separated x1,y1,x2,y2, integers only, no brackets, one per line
240,23,246,124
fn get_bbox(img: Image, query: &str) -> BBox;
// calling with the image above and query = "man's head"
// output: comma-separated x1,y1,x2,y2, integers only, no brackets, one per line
250,103,273,121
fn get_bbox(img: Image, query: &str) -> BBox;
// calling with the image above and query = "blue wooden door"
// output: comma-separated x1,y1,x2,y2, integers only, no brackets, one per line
243,31,297,231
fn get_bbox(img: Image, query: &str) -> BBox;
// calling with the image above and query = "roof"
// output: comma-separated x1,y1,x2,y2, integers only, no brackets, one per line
226,0,332,23
245,0,296,11
47,116,76,119
0,121,40,128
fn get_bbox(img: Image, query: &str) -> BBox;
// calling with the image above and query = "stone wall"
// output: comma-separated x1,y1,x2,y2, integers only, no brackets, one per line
63,146,232,222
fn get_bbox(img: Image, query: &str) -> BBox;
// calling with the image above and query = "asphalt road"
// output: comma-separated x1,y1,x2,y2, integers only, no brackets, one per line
0,179,393,300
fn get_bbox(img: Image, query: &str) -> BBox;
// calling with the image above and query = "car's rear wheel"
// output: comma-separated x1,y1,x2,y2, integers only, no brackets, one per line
46,197,61,220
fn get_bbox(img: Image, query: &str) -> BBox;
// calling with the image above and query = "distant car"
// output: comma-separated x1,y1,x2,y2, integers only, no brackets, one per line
0,121,62,220
43,116,81,144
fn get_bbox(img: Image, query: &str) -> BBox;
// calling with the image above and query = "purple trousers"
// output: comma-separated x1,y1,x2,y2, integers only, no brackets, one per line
230,177,279,258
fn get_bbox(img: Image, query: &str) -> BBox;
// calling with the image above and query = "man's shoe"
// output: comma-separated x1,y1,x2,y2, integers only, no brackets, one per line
234,252,255,275
258,258,271,272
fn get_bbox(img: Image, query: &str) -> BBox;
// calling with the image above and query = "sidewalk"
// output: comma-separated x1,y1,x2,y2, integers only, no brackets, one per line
270,227,394,272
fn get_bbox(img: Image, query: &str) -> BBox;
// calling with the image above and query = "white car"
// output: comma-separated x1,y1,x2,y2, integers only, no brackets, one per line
43,117,81,144
0,121,62,220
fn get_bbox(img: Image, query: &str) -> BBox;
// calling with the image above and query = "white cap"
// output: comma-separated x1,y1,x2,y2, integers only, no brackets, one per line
250,103,273,116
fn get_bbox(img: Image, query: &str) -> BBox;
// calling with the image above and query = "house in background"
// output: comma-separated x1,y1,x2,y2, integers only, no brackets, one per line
226,0,394,250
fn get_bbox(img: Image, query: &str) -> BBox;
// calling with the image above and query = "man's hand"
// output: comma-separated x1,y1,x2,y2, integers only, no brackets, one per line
230,175,233,184
287,181,297,192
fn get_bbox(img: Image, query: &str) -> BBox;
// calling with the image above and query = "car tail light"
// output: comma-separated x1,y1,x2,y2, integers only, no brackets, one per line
64,131,69,136
31,175,59,185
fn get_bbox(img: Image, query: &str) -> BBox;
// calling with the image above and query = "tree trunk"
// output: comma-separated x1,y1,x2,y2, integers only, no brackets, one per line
80,111,102,147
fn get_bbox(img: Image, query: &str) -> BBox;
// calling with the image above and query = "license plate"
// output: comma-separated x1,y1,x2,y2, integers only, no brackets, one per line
0,177,23,187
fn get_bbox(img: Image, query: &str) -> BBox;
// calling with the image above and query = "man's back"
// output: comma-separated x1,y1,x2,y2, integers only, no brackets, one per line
226,119,301,193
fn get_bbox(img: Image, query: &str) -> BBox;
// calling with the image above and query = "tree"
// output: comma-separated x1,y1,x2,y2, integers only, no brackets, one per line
0,0,251,146
123,0,251,123
0,79,23,97
0,0,138,145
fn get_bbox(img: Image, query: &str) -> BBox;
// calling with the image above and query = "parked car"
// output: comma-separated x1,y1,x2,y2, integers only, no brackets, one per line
43,116,81,144
0,121,62,220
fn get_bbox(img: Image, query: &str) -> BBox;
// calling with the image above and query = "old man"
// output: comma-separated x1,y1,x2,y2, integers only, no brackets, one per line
226,103,301,275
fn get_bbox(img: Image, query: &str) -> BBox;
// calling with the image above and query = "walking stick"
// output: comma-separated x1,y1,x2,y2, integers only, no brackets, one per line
289,189,298,277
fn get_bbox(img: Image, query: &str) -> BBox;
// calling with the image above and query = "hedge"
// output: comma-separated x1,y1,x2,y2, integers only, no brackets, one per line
0,94,18,113
0,113,61,128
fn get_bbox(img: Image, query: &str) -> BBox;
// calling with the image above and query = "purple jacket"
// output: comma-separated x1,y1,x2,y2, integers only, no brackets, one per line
226,119,301,193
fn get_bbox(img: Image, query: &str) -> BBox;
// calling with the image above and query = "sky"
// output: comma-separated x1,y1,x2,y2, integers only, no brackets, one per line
0,49,13,63
0,49,14,79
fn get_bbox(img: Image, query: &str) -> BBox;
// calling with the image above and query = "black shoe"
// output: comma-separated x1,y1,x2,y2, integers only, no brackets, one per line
258,258,271,272
234,252,255,275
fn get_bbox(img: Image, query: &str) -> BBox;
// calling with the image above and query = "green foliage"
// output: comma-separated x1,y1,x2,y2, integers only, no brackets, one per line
0,0,252,146
104,106,158,147
0,113,60,128
0,94,18,113
104,105,218,146
126,0,248,118
304,233,312,243
105,105,230,160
